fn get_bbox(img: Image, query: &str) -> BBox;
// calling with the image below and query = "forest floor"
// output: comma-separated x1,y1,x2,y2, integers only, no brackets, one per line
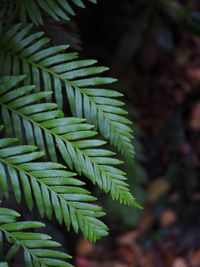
74,26,200,267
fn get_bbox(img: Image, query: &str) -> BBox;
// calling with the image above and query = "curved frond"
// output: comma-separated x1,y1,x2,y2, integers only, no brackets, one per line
0,75,139,207
0,207,73,266
0,23,135,160
0,0,97,25
0,132,108,241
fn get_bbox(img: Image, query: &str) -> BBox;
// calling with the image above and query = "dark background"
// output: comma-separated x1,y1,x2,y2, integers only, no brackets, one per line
72,1,200,266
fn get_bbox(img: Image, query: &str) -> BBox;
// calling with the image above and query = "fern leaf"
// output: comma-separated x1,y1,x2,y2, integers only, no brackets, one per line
0,0,96,25
0,75,139,207
0,207,73,266
0,23,135,160
0,132,108,241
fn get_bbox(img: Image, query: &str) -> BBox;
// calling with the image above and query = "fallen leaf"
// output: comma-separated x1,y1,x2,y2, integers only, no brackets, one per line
138,248,157,267
147,178,170,202
116,245,136,264
172,258,189,267
189,248,200,266
160,209,177,227
76,257,91,267
76,237,94,257
117,231,139,246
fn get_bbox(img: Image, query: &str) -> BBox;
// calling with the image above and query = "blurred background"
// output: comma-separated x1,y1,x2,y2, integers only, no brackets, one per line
72,0,200,266
3,0,200,266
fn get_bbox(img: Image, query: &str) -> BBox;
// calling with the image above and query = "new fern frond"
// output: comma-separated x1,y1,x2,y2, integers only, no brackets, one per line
0,207,73,266
0,23,135,159
0,75,138,207
0,0,97,25
0,128,108,241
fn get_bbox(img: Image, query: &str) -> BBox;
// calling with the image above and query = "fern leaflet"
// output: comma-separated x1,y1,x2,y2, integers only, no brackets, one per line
0,207,73,266
0,129,108,241
0,75,139,207
0,0,97,25
0,23,135,160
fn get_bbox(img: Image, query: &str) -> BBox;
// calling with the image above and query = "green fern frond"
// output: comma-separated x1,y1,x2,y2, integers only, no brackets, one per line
0,75,139,207
0,23,135,160
0,0,97,25
0,207,73,266
0,132,108,241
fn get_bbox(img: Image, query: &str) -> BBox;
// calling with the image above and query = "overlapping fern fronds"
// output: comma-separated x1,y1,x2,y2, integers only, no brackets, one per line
0,207,73,266
0,23,135,160
0,0,141,265
0,0,96,25
0,75,138,207
0,127,108,241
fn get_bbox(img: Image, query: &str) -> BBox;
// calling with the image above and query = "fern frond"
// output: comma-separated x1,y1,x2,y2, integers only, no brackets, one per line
0,0,97,25
0,132,108,241
0,207,73,266
0,75,139,207
0,23,135,160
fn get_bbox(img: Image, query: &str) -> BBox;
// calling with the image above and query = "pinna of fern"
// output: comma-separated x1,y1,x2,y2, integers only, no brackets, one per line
0,207,73,267
0,125,109,242
0,22,135,161
0,75,140,208
0,0,97,25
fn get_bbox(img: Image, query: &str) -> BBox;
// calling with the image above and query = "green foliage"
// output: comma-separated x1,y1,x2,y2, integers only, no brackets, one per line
0,0,140,265
0,127,108,241
0,22,134,159
0,207,73,266
0,0,97,25
0,75,137,206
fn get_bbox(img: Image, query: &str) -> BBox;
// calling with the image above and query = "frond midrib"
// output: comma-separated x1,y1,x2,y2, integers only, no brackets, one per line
6,50,132,155
0,101,133,204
